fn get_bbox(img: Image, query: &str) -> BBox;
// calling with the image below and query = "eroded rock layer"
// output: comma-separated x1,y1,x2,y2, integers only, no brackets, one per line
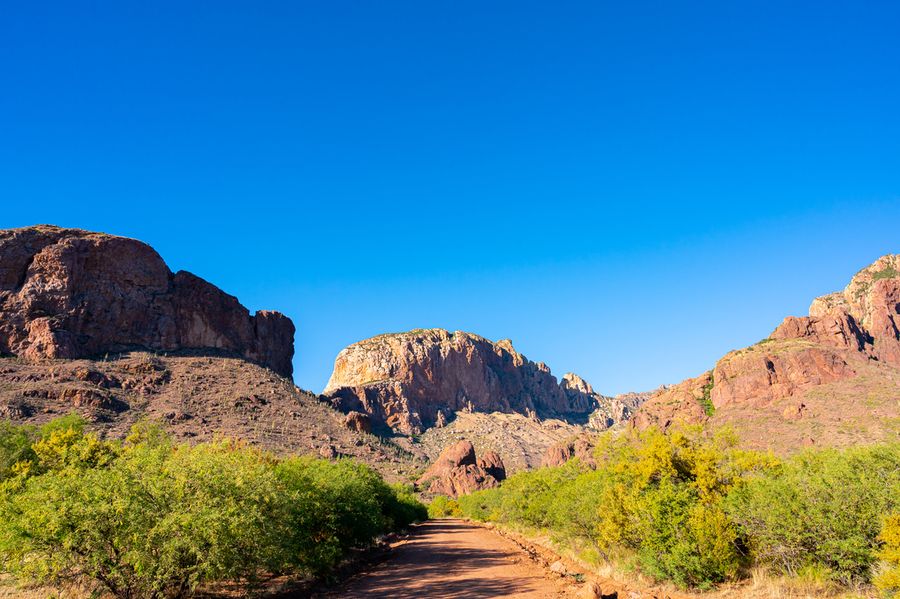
0,225,294,377
323,329,606,435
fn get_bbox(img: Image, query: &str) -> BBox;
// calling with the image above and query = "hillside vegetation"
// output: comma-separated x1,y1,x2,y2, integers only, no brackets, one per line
449,426,900,596
0,416,425,598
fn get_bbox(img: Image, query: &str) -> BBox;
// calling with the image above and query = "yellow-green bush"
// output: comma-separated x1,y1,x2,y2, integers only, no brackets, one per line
428,494,462,518
460,427,773,588
458,426,900,592
876,514,900,596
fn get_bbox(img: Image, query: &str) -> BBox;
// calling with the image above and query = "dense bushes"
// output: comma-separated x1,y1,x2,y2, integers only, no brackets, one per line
0,416,425,598
428,494,462,518
459,426,900,592
727,443,900,586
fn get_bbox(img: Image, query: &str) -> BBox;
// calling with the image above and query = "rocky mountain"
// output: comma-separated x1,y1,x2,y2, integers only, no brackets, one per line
0,225,294,377
633,255,900,453
322,328,623,435
0,226,436,482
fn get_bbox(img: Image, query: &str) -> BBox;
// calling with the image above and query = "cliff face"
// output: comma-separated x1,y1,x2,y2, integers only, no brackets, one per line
323,329,605,435
633,255,900,453
0,225,294,377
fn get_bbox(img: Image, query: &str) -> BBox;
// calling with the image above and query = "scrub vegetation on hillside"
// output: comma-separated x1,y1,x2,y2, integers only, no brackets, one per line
0,416,425,598
450,426,900,594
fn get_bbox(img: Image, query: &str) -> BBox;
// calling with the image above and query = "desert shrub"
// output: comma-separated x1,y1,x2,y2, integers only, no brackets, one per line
0,414,91,481
275,457,417,575
458,427,775,589
0,436,290,597
0,421,35,482
876,514,900,596
428,494,462,518
0,417,425,597
727,443,900,586
588,427,775,588
387,483,429,527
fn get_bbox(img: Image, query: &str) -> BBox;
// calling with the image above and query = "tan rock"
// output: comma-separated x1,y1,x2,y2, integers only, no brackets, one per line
323,329,604,435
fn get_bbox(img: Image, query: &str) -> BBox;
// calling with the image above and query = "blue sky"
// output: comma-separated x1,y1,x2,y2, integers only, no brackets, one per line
2,1,899,394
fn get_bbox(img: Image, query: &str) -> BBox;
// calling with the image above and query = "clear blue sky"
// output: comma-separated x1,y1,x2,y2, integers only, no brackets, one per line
2,1,899,395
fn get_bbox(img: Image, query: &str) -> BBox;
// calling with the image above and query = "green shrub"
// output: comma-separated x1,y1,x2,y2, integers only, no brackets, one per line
428,495,462,518
458,427,776,589
0,417,425,597
726,443,900,586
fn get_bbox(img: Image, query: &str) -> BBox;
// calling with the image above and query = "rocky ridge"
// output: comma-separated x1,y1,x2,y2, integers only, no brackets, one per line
0,225,294,377
633,255,900,452
322,329,625,435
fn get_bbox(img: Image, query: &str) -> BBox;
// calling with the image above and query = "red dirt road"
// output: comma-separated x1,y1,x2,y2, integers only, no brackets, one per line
318,519,580,598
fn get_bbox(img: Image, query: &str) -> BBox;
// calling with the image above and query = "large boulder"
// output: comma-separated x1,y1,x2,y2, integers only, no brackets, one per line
0,225,295,377
418,440,506,498
322,329,610,435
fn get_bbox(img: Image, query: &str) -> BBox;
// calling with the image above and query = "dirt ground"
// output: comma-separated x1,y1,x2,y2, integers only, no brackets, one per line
316,519,584,598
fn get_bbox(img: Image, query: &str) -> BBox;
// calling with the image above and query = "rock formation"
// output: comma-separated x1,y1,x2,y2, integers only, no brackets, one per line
417,439,506,498
633,255,900,453
322,329,604,435
0,225,294,377
541,434,597,468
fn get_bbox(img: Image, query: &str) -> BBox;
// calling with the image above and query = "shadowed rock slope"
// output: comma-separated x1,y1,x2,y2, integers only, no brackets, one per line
633,255,900,453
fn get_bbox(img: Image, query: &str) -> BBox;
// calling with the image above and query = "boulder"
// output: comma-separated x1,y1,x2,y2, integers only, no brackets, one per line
343,411,372,434
418,440,506,498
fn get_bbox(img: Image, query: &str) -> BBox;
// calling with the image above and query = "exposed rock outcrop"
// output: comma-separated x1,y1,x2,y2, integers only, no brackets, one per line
541,434,597,468
0,225,294,377
770,254,900,367
587,389,651,430
632,255,900,453
417,439,506,498
323,329,603,435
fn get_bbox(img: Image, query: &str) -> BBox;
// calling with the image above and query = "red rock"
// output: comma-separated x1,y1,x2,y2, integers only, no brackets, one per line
323,329,609,435
343,411,372,434
476,450,506,481
541,435,597,468
0,226,294,377
632,255,900,445
417,440,506,498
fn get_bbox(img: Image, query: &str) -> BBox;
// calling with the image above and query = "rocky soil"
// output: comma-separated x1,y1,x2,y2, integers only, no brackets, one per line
0,351,427,482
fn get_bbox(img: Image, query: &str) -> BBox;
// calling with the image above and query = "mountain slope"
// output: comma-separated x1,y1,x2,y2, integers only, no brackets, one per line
633,255,900,453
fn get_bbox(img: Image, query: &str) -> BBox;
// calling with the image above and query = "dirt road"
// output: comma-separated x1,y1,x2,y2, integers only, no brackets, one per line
319,519,580,598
